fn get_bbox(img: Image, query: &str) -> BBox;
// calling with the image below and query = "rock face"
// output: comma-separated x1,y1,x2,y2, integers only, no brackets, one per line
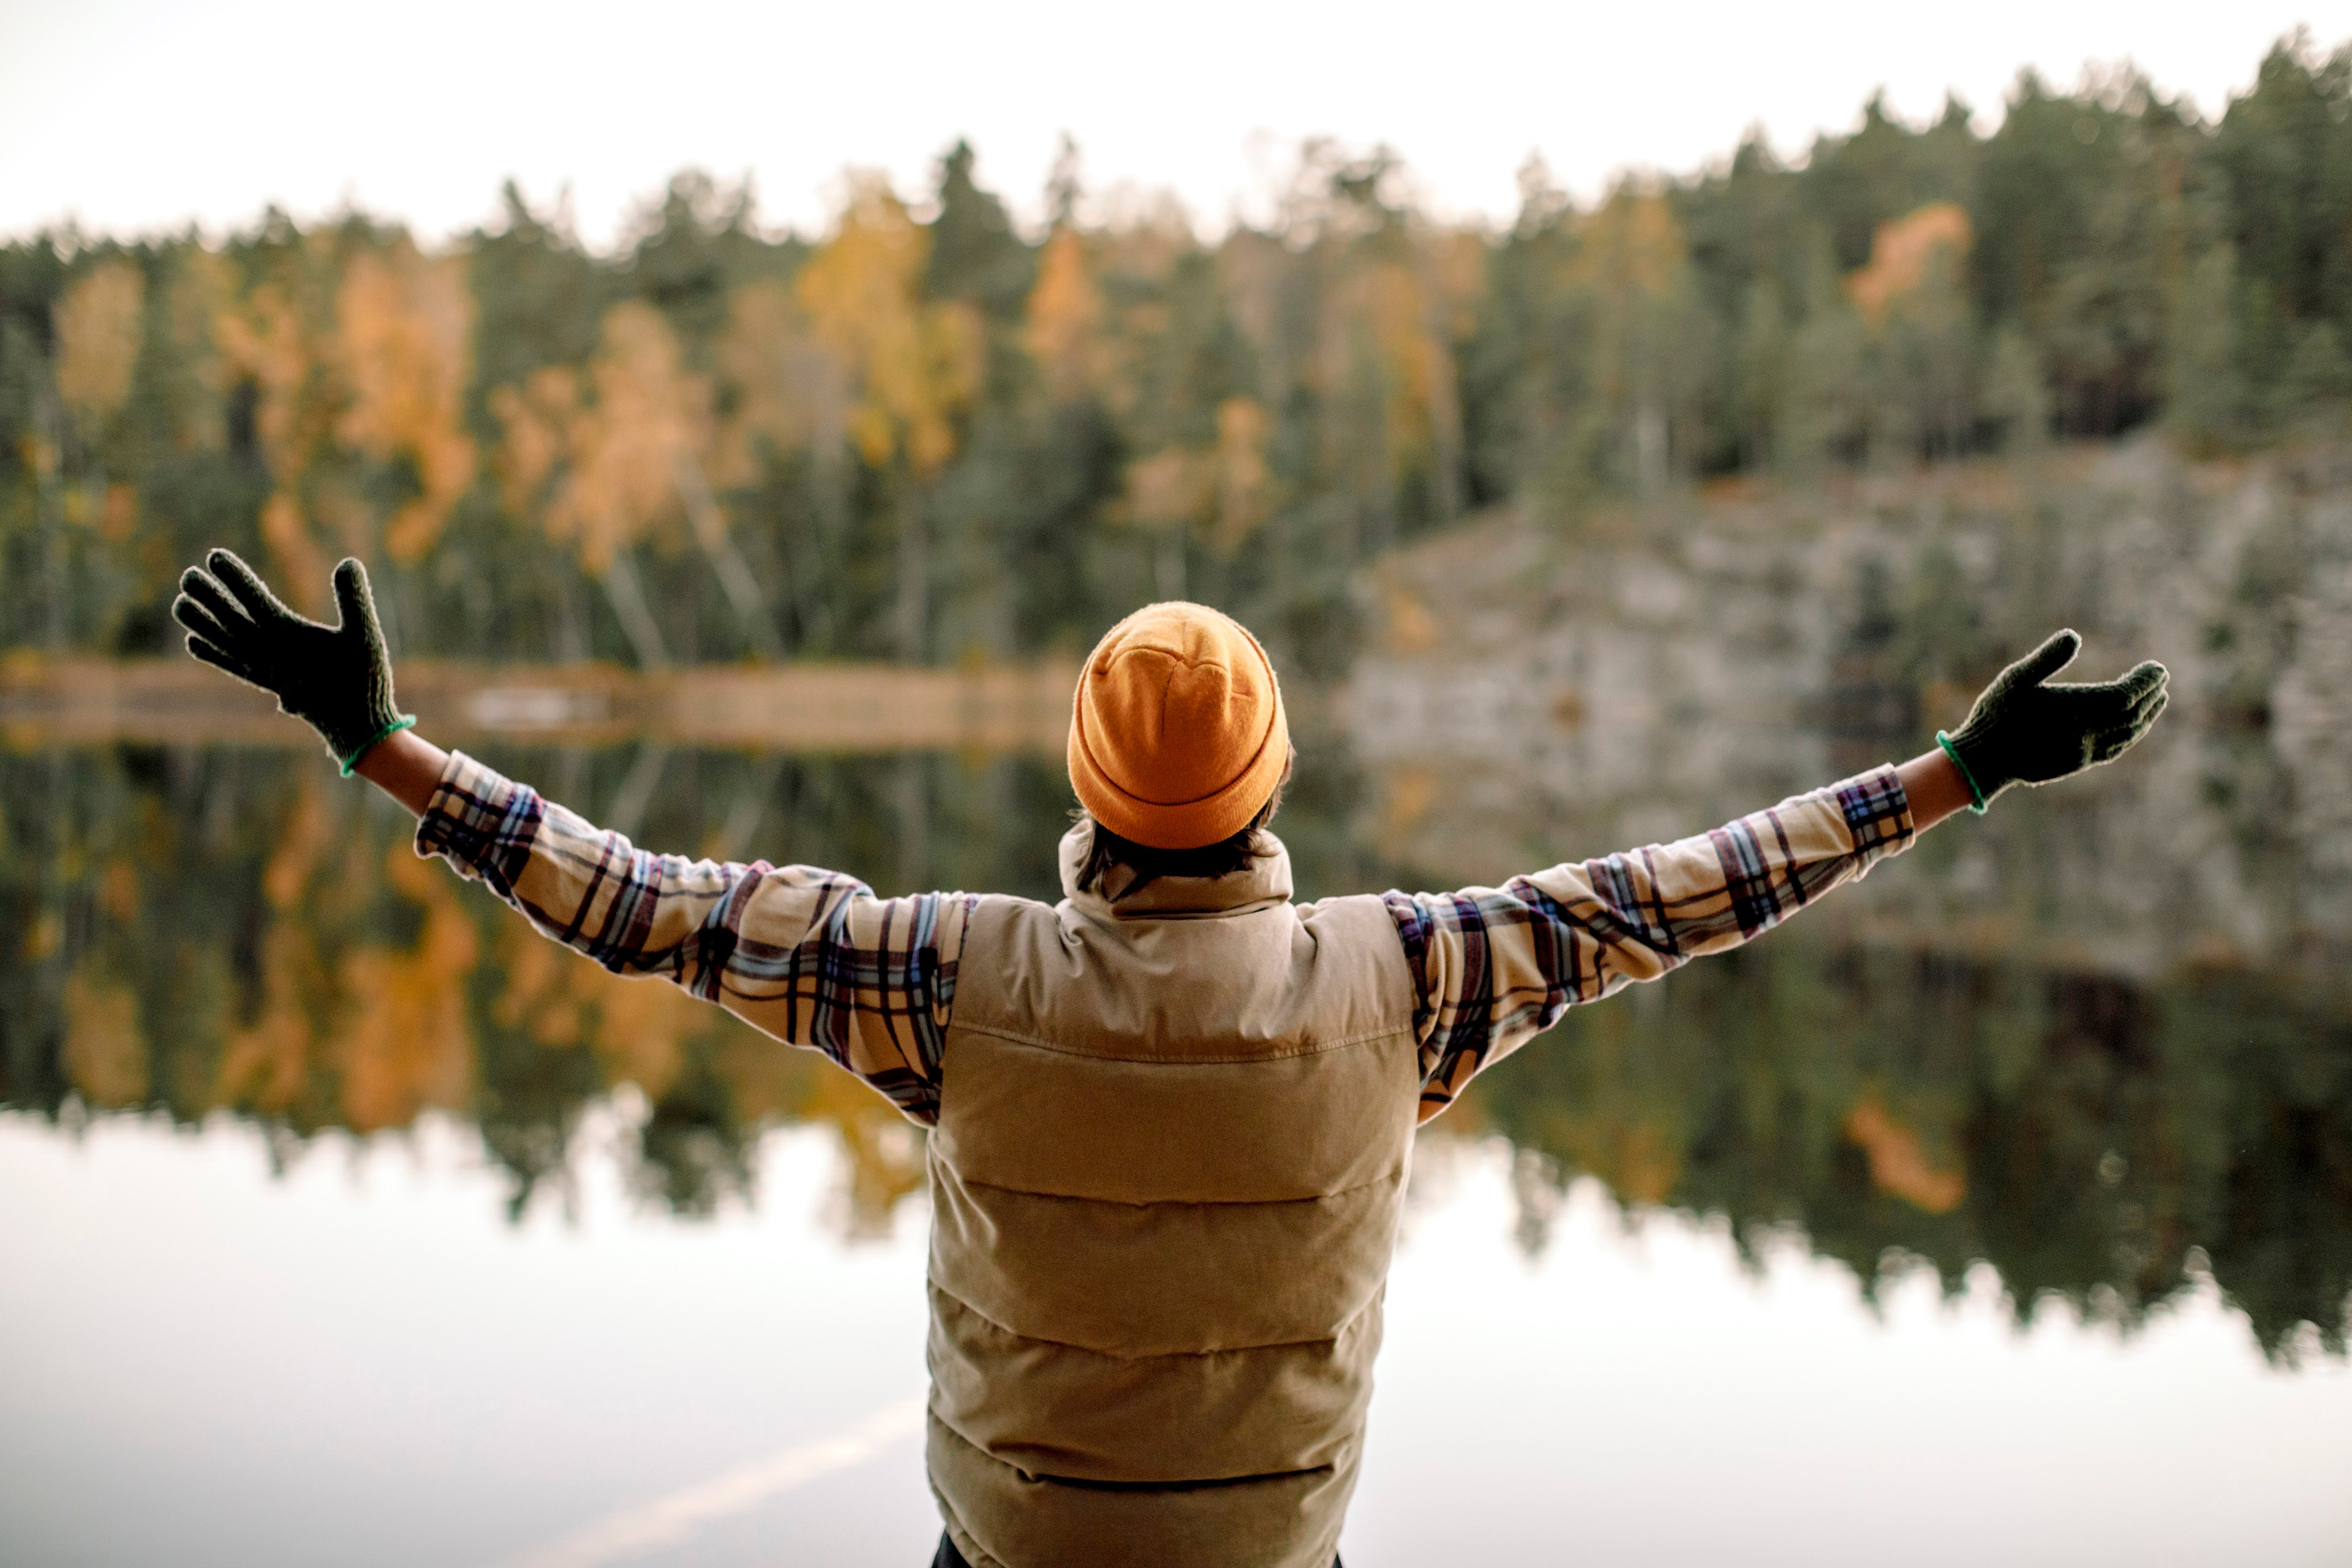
1344,437,2352,979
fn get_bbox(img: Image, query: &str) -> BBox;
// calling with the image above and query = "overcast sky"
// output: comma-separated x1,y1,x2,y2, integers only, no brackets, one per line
5,0,2351,249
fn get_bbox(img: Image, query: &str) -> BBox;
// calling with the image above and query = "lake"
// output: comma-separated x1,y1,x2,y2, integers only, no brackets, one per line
9,442,2352,1568
2,708,2348,1566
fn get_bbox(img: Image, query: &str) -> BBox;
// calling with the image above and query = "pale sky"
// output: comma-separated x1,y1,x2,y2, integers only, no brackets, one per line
4,0,2350,249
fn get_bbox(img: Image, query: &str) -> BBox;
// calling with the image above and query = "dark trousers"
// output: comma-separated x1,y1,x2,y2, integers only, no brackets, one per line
933,1536,1341,1567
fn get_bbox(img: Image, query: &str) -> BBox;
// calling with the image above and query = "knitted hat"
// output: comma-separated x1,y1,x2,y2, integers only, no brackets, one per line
1067,601,1291,850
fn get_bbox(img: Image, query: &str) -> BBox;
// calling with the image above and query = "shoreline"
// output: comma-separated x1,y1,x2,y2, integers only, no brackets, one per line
0,655,1079,753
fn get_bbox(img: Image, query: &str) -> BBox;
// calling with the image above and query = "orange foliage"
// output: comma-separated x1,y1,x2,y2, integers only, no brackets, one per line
262,781,333,909
491,918,701,1098
53,261,145,434
499,301,713,572
1212,397,1272,549
162,249,233,453
586,970,701,1101
62,966,147,1107
336,243,478,560
1121,449,1202,528
491,919,590,1048
1115,396,1270,550
213,281,311,478
1327,259,1447,478
215,914,333,1115
215,778,350,1115
98,482,138,541
487,366,578,517
1849,203,1972,327
1568,187,1687,303
800,1065,930,1236
98,858,139,922
1845,1090,1967,1213
1024,227,1107,403
334,844,481,1132
796,178,981,477
216,281,332,607
1378,762,1438,842
1596,1119,1681,1206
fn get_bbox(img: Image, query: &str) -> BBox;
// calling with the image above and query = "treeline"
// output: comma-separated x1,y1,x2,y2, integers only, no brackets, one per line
4,33,2351,671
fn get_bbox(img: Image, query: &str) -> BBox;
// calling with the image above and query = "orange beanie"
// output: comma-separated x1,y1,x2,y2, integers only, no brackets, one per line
1067,601,1291,850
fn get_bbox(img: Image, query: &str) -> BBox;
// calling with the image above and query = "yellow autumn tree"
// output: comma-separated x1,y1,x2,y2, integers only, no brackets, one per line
1024,226,1107,404
337,241,478,560
215,251,343,608
1116,396,1272,554
336,845,481,1132
1324,256,1446,484
487,366,579,520
1564,184,1705,491
61,965,148,1107
487,301,718,665
712,277,847,486
53,260,145,441
524,301,712,573
796,176,983,659
795,176,982,479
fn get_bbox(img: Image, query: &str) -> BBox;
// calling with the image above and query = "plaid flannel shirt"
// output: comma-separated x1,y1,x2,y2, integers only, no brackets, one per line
1382,766,1913,1120
416,753,1912,1126
417,752,969,1123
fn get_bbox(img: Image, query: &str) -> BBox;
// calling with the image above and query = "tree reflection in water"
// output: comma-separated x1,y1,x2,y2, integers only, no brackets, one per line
3,740,2345,1359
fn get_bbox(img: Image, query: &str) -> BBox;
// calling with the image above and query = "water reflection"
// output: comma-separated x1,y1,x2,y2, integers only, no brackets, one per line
2,734,2348,1359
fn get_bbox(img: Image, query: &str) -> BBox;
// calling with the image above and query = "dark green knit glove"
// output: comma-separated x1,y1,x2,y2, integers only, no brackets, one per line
1940,630,2169,810
172,549,414,775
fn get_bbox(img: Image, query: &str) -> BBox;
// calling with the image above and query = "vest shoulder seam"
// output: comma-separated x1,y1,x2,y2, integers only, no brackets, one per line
945,1017,1414,1065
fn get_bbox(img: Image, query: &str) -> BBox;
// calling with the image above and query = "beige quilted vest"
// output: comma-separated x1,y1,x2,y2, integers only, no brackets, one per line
924,827,1422,1568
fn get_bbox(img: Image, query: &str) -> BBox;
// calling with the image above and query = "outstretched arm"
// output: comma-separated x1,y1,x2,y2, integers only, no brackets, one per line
172,550,968,1125
1387,630,2168,1122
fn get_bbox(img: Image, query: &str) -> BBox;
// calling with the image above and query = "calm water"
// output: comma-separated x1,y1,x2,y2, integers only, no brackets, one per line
4,731,2351,1566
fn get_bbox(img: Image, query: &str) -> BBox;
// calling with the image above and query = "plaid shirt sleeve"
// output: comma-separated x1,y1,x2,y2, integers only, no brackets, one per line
414,750,968,1125
1382,766,1915,1123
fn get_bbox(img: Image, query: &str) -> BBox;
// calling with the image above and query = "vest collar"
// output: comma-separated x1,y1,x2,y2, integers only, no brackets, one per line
1058,824,1296,921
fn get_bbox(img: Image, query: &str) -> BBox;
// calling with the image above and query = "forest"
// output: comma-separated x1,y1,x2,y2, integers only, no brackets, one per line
6,34,2352,676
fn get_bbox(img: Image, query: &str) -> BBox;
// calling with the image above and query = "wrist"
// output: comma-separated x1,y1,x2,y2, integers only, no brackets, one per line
1935,731,1991,813
1944,724,2011,807
337,714,418,776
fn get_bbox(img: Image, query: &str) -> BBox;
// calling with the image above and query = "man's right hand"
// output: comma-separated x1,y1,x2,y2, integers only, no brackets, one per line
1941,630,2169,809
172,549,415,775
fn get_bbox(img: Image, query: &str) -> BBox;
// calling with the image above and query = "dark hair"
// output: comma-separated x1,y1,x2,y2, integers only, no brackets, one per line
1073,780,1288,896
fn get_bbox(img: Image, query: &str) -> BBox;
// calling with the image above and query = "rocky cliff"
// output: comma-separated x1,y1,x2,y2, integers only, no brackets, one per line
1345,436,2352,980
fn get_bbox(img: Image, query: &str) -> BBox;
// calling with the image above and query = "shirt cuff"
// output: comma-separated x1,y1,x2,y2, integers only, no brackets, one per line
1833,763,1915,870
413,749,544,892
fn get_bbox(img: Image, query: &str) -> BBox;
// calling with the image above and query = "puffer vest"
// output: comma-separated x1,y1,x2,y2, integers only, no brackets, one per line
924,827,1422,1568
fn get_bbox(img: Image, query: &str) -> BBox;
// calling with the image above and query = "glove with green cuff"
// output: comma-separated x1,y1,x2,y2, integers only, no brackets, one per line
172,548,414,775
1939,629,2169,810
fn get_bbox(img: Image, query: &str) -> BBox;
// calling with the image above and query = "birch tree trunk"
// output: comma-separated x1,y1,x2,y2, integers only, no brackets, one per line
894,484,927,664
600,545,671,669
674,451,783,660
